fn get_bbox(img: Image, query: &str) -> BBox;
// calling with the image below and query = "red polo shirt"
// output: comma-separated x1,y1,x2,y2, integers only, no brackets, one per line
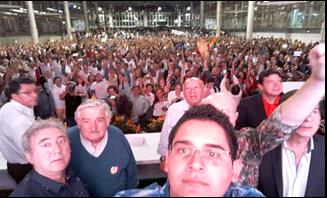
262,95,280,117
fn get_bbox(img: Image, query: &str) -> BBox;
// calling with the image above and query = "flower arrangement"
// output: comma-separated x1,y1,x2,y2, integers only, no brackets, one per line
144,116,165,132
111,115,141,134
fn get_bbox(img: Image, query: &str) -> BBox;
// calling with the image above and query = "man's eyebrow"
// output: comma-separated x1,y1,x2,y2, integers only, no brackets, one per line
204,143,228,151
172,140,228,151
38,137,50,144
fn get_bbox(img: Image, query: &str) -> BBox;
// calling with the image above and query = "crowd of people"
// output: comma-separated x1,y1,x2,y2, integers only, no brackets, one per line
0,27,325,197
0,28,319,127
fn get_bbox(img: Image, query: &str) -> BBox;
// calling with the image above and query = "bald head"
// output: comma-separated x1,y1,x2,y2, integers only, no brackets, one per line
183,77,204,88
183,77,205,106
203,92,239,127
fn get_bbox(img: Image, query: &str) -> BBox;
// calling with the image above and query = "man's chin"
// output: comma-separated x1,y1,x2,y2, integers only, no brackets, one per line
174,187,214,197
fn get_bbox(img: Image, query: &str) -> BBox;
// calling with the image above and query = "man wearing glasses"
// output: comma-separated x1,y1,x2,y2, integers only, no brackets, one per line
116,104,263,197
115,43,325,197
0,77,38,183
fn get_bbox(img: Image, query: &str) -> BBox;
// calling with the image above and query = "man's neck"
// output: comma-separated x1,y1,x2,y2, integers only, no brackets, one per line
286,134,311,160
39,170,67,184
12,99,33,109
287,135,310,150
262,94,278,104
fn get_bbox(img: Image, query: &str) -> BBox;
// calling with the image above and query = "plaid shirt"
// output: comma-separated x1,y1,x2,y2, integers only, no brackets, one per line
115,182,264,197
236,106,297,187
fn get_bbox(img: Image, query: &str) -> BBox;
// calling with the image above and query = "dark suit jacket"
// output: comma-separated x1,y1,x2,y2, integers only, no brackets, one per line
235,93,267,130
258,135,325,197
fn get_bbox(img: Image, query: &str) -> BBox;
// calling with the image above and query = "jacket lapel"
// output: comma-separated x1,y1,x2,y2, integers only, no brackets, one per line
304,136,322,196
272,146,283,196
257,95,267,120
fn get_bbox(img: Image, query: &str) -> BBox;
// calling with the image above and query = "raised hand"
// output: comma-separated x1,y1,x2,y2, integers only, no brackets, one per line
196,39,209,59
308,43,325,81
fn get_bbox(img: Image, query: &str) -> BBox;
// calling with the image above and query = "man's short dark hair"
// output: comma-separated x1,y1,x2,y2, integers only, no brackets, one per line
231,84,241,95
132,85,140,90
168,104,238,160
8,77,35,99
53,76,61,82
107,85,118,93
258,69,282,84
206,77,215,84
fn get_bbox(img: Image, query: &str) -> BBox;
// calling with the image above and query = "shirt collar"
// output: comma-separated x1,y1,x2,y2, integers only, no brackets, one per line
262,95,280,105
283,137,314,154
307,137,314,153
80,129,108,157
162,182,171,197
182,99,191,109
10,99,34,116
30,170,68,194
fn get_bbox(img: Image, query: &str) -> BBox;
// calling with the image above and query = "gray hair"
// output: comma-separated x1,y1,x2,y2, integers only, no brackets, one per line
74,99,112,120
22,119,67,152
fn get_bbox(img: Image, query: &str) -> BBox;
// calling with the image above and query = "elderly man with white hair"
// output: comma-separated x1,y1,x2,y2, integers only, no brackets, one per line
67,99,138,197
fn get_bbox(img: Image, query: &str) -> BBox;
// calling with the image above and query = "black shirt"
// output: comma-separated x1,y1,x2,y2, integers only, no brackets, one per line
65,94,82,119
10,169,89,197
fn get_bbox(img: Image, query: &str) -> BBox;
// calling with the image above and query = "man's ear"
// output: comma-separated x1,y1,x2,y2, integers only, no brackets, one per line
230,111,239,127
10,93,18,101
232,159,243,183
257,84,263,91
164,154,169,173
25,151,34,165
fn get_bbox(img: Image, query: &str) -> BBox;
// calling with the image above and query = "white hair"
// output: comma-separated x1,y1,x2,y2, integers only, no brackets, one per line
74,99,112,120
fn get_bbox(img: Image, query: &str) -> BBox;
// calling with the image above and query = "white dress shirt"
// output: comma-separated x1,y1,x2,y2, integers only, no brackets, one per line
0,100,35,164
80,131,108,158
144,92,155,106
167,91,184,104
157,100,190,155
153,101,170,117
282,138,313,197
91,79,109,100
51,85,66,109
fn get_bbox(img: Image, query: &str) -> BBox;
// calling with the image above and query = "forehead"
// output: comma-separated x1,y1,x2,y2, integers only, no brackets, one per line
79,106,107,117
184,79,203,88
173,119,230,150
204,95,236,112
20,83,36,90
32,128,66,142
263,73,281,81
